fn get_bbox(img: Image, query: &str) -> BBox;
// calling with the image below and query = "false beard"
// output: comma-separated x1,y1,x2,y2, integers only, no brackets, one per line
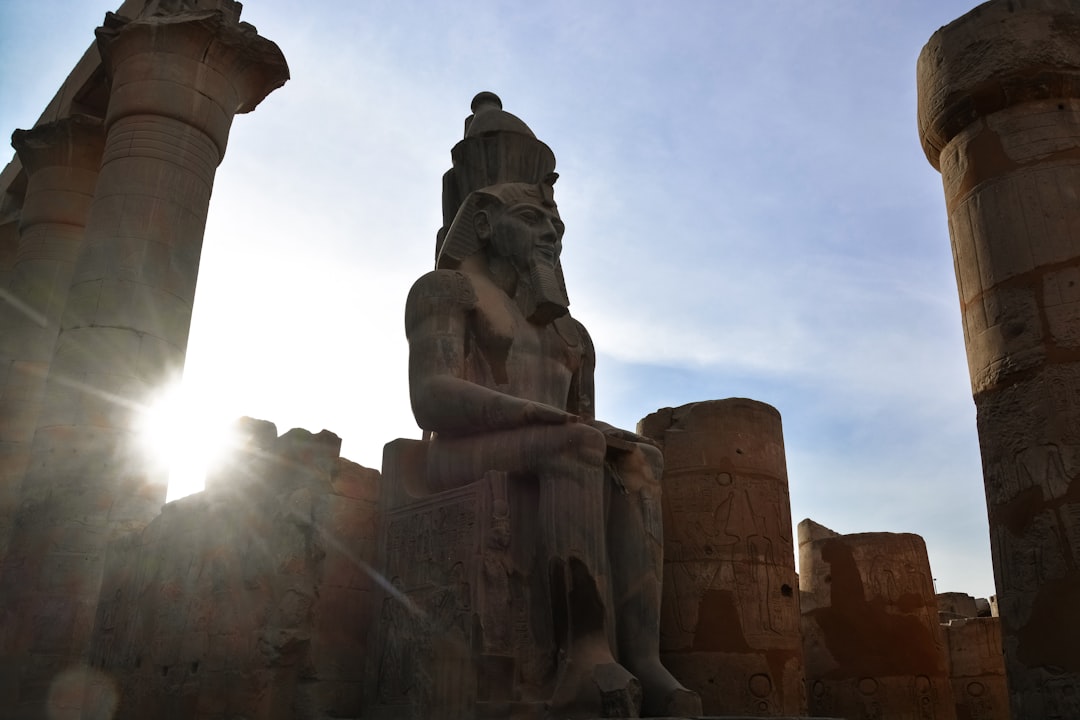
522,258,569,325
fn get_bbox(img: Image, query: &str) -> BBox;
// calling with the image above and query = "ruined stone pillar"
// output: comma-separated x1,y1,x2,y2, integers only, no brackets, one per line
638,399,804,716
917,1,1080,715
0,117,104,564
798,520,955,720
0,10,287,718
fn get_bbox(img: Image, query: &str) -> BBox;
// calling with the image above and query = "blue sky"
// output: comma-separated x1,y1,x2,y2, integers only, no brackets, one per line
1,1,995,597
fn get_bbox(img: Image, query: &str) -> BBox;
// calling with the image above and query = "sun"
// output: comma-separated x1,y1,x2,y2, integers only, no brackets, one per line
138,379,237,501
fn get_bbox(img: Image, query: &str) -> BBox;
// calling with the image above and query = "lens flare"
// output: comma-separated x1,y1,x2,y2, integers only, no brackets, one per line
138,380,237,501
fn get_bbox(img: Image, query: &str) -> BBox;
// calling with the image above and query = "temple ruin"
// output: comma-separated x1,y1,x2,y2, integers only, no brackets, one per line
0,0,1077,718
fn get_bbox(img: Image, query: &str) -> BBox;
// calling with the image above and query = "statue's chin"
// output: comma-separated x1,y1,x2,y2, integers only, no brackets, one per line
526,260,569,324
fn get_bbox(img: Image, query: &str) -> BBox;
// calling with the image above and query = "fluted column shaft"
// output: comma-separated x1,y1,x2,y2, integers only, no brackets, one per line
918,1,1080,716
0,117,104,566
0,10,287,719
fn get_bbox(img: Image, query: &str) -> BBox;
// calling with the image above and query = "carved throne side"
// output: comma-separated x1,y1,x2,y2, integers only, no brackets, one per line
365,438,553,720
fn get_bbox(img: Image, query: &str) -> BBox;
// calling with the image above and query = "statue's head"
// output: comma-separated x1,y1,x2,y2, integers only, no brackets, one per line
437,180,570,324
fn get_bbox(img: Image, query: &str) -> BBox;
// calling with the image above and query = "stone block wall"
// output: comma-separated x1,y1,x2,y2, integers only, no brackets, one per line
81,421,379,720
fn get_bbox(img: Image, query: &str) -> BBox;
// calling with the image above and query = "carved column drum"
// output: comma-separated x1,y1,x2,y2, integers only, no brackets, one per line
639,398,805,716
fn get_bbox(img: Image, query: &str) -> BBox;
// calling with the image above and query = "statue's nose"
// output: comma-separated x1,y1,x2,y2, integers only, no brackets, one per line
538,218,558,242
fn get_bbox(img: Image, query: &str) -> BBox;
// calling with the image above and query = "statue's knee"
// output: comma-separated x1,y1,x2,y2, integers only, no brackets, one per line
639,443,664,484
556,423,606,466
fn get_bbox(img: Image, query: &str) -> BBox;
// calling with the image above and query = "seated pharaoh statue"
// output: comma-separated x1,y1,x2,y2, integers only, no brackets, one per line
377,93,701,719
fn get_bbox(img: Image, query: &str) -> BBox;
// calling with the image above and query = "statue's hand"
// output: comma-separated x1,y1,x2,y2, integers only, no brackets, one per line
590,422,659,449
523,401,578,425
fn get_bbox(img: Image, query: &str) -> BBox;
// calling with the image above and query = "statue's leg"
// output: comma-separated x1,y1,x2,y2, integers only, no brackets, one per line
607,443,702,718
428,425,639,717
537,423,641,718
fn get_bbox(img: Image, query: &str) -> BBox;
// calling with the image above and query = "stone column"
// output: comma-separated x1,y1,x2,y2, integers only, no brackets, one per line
798,520,955,720
0,10,287,718
917,1,1080,715
638,399,804,716
0,116,104,565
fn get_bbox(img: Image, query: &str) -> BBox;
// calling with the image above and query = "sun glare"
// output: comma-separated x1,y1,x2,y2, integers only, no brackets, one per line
139,382,237,502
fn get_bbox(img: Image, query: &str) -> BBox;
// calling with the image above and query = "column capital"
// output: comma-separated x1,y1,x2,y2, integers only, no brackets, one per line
11,115,105,176
917,0,1080,170
12,116,104,230
95,9,289,157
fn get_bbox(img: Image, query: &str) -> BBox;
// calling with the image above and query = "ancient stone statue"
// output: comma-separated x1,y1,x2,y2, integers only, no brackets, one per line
399,94,701,718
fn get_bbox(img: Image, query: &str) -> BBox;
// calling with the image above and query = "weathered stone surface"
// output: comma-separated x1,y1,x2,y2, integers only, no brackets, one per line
942,617,1008,720
370,93,700,719
799,520,955,720
638,399,805,717
918,1,1080,716
84,424,379,720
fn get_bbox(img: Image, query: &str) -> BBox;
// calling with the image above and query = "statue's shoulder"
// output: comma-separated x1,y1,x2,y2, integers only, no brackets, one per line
571,317,594,355
405,270,478,334
552,314,594,360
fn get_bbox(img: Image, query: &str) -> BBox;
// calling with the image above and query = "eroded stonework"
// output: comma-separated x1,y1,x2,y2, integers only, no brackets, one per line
799,520,955,720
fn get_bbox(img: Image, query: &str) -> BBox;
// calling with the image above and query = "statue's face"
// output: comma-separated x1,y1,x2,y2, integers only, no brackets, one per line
484,201,565,272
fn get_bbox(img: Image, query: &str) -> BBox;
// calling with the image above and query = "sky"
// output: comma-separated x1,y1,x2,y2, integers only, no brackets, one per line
1,1,996,598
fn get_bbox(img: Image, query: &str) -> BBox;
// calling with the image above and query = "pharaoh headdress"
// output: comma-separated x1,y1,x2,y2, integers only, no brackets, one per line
434,92,558,265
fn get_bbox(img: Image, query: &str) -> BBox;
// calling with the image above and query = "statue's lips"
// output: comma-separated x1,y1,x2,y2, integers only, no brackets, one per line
533,244,558,264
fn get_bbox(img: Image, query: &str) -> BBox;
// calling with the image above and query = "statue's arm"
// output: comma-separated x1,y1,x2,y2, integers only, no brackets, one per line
568,318,598,422
406,270,574,435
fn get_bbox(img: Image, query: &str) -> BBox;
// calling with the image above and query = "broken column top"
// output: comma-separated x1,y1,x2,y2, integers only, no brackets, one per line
917,0,1080,168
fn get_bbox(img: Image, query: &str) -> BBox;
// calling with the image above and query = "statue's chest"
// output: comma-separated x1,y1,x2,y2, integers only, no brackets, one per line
467,297,581,390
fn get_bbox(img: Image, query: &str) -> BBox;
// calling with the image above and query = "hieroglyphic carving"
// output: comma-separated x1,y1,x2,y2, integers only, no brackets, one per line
372,484,483,714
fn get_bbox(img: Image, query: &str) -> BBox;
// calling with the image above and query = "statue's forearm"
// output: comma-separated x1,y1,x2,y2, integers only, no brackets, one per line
412,375,571,435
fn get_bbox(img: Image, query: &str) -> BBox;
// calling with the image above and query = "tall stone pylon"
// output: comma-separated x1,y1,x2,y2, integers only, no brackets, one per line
0,6,288,718
917,0,1080,716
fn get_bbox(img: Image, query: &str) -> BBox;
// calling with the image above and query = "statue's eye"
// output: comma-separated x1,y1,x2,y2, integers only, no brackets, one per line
517,209,540,224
